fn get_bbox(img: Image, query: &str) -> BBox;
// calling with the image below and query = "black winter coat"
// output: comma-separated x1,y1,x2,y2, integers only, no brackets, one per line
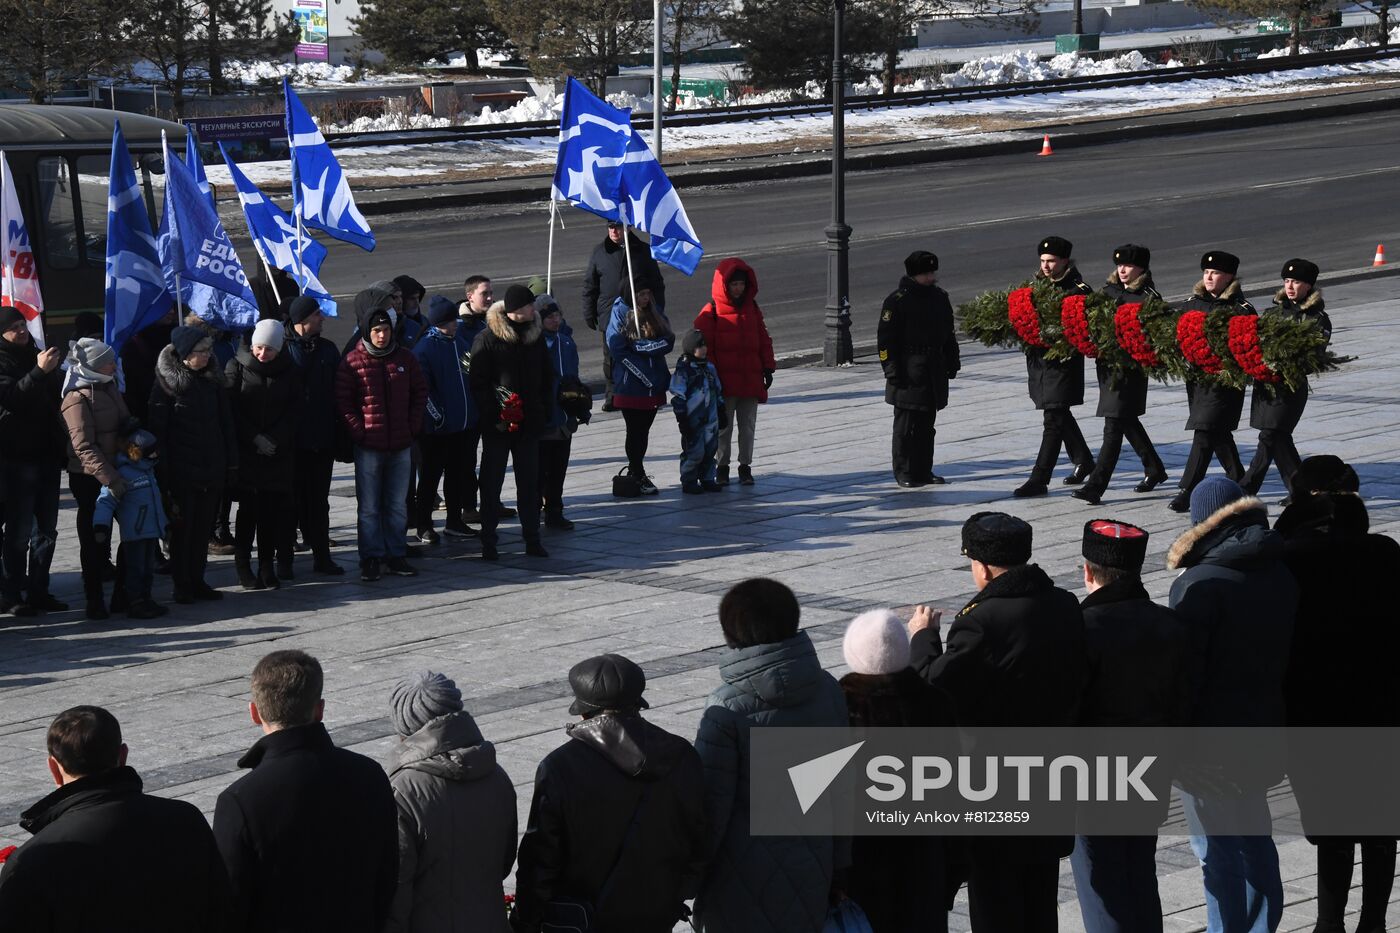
1167,496,1298,790
581,234,667,330
225,346,303,493
119,318,175,423
212,723,399,933
512,713,707,933
470,302,555,436
1179,280,1255,431
148,344,237,491
1079,577,1190,728
1276,493,1400,839
877,276,960,412
0,337,66,465
839,670,955,933
912,563,1086,862
1250,289,1331,432
284,333,341,452
1025,265,1092,410
1097,274,1161,418
0,766,232,932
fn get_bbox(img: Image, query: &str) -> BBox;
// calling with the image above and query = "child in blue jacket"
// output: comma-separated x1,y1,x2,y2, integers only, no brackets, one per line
412,295,479,544
538,294,591,528
670,330,725,494
93,430,170,619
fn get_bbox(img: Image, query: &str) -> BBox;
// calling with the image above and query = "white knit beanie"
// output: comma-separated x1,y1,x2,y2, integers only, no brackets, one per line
251,318,285,351
842,609,911,675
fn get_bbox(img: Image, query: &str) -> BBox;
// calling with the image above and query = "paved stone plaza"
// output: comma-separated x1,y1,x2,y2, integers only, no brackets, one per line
1,274,1395,931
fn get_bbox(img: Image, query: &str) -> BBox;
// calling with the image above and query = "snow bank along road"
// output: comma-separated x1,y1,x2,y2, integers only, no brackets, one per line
295,109,1400,383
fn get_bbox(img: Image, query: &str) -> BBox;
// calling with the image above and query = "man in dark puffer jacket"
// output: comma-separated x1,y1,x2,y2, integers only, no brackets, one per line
336,290,427,582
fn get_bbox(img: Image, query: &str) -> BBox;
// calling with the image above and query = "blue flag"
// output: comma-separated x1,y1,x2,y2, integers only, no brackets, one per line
161,135,259,332
551,77,630,222
220,144,337,317
618,131,704,276
104,122,173,355
185,127,212,203
284,79,375,251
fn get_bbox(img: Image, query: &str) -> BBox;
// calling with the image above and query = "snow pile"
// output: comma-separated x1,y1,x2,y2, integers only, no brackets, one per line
940,49,1160,87
223,59,359,85
332,113,455,133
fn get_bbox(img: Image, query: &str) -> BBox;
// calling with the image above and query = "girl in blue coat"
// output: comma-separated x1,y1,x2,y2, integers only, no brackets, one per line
670,330,724,494
411,296,478,544
538,295,589,528
606,274,673,495
93,430,169,620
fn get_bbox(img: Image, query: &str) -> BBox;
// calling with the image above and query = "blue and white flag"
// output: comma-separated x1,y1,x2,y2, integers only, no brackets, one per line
618,132,704,276
284,79,375,251
220,144,337,317
105,122,173,355
551,77,630,222
185,127,213,203
161,134,259,332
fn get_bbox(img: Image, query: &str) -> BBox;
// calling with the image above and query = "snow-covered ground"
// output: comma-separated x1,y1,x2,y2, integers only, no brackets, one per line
201,56,1400,192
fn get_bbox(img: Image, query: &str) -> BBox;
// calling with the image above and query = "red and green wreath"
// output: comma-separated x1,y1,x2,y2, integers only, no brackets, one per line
1060,295,1098,357
1228,315,1280,383
1008,287,1045,348
1114,303,1160,369
1176,310,1223,374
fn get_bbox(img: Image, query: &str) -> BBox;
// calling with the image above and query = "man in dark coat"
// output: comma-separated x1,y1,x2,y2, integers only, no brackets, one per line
1276,488,1399,933
283,296,344,576
1168,252,1255,512
1015,236,1096,498
877,250,960,488
0,706,232,932
1241,259,1332,501
512,653,707,933
469,284,556,561
581,221,666,410
1073,244,1168,505
910,511,1085,932
1166,477,1298,933
1071,519,1190,933
213,650,398,933
0,306,67,616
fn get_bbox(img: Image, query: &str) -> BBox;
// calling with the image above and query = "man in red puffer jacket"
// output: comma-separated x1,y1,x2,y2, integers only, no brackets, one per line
693,258,775,487
337,289,428,582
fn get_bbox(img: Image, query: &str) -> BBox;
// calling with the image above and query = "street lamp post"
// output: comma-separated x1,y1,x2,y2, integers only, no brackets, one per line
823,0,853,366
654,0,664,158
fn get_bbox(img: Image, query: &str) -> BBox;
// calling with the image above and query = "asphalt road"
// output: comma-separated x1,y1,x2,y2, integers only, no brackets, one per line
311,109,1400,381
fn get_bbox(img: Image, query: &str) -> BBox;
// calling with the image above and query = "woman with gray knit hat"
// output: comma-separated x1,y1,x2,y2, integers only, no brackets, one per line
386,670,517,933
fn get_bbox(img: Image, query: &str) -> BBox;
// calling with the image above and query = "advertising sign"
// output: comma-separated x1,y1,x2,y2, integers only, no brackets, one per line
293,0,329,61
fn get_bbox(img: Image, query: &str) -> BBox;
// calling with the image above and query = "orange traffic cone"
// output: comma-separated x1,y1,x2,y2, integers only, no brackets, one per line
1374,244,1387,266
1038,135,1053,157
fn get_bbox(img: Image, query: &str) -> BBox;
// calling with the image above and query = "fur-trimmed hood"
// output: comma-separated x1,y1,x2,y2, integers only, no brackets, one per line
1273,287,1324,311
1167,495,1273,570
154,342,221,396
1105,270,1154,293
1192,278,1243,302
485,299,541,345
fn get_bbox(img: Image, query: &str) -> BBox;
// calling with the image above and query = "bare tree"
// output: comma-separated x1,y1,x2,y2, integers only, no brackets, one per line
486,0,652,96
867,0,1040,94
663,0,728,110
1353,0,1391,47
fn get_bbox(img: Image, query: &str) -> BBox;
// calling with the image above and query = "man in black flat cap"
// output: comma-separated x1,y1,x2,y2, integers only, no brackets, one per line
1016,236,1096,498
1071,518,1189,933
909,511,1085,933
1241,259,1331,502
1074,244,1168,505
877,250,960,487
513,653,706,933
1169,251,1255,512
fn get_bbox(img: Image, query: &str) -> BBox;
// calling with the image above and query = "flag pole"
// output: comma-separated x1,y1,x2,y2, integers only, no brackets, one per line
0,152,14,306
546,198,558,294
620,208,640,337
262,256,282,306
174,273,185,317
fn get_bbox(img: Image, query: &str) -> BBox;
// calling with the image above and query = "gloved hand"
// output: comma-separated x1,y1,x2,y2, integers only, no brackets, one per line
107,476,129,500
253,434,277,457
585,315,599,332
93,525,112,548
763,369,774,390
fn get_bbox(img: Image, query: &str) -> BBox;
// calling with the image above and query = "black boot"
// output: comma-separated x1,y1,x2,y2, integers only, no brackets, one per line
236,555,263,590
258,565,281,590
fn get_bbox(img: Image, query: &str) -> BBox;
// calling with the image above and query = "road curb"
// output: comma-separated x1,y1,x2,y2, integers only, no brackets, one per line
356,88,1400,217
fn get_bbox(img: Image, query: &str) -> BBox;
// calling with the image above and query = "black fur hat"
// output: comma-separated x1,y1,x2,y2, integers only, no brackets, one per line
961,512,1032,566
1082,519,1149,572
1113,244,1151,269
1281,258,1319,287
1038,236,1073,259
1200,251,1240,275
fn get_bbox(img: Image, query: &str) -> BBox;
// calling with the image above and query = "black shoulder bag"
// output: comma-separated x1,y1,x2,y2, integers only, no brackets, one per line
541,784,654,933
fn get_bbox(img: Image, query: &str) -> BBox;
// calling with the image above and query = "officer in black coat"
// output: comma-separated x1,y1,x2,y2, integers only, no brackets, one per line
0,706,232,932
1074,245,1169,505
1015,236,1096,498
1168,251,1255,512
581,222,667,410
1071,519,1190,933
1241,259,1332,500
910,512,1085,932
877,250,961,487
513,654,707,933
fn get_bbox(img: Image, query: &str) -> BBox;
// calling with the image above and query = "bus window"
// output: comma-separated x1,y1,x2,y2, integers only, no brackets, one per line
36,157,80,270
75,154,115,268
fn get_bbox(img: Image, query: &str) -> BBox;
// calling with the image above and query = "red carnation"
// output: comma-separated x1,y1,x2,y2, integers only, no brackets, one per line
1228,315,1280,382
1177,310,1223,374
1060,295,1098,357
1114,303,1160,369
1007,287,1045,348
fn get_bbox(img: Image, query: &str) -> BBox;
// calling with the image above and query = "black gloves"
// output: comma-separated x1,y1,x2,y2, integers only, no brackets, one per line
762,369,774,390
